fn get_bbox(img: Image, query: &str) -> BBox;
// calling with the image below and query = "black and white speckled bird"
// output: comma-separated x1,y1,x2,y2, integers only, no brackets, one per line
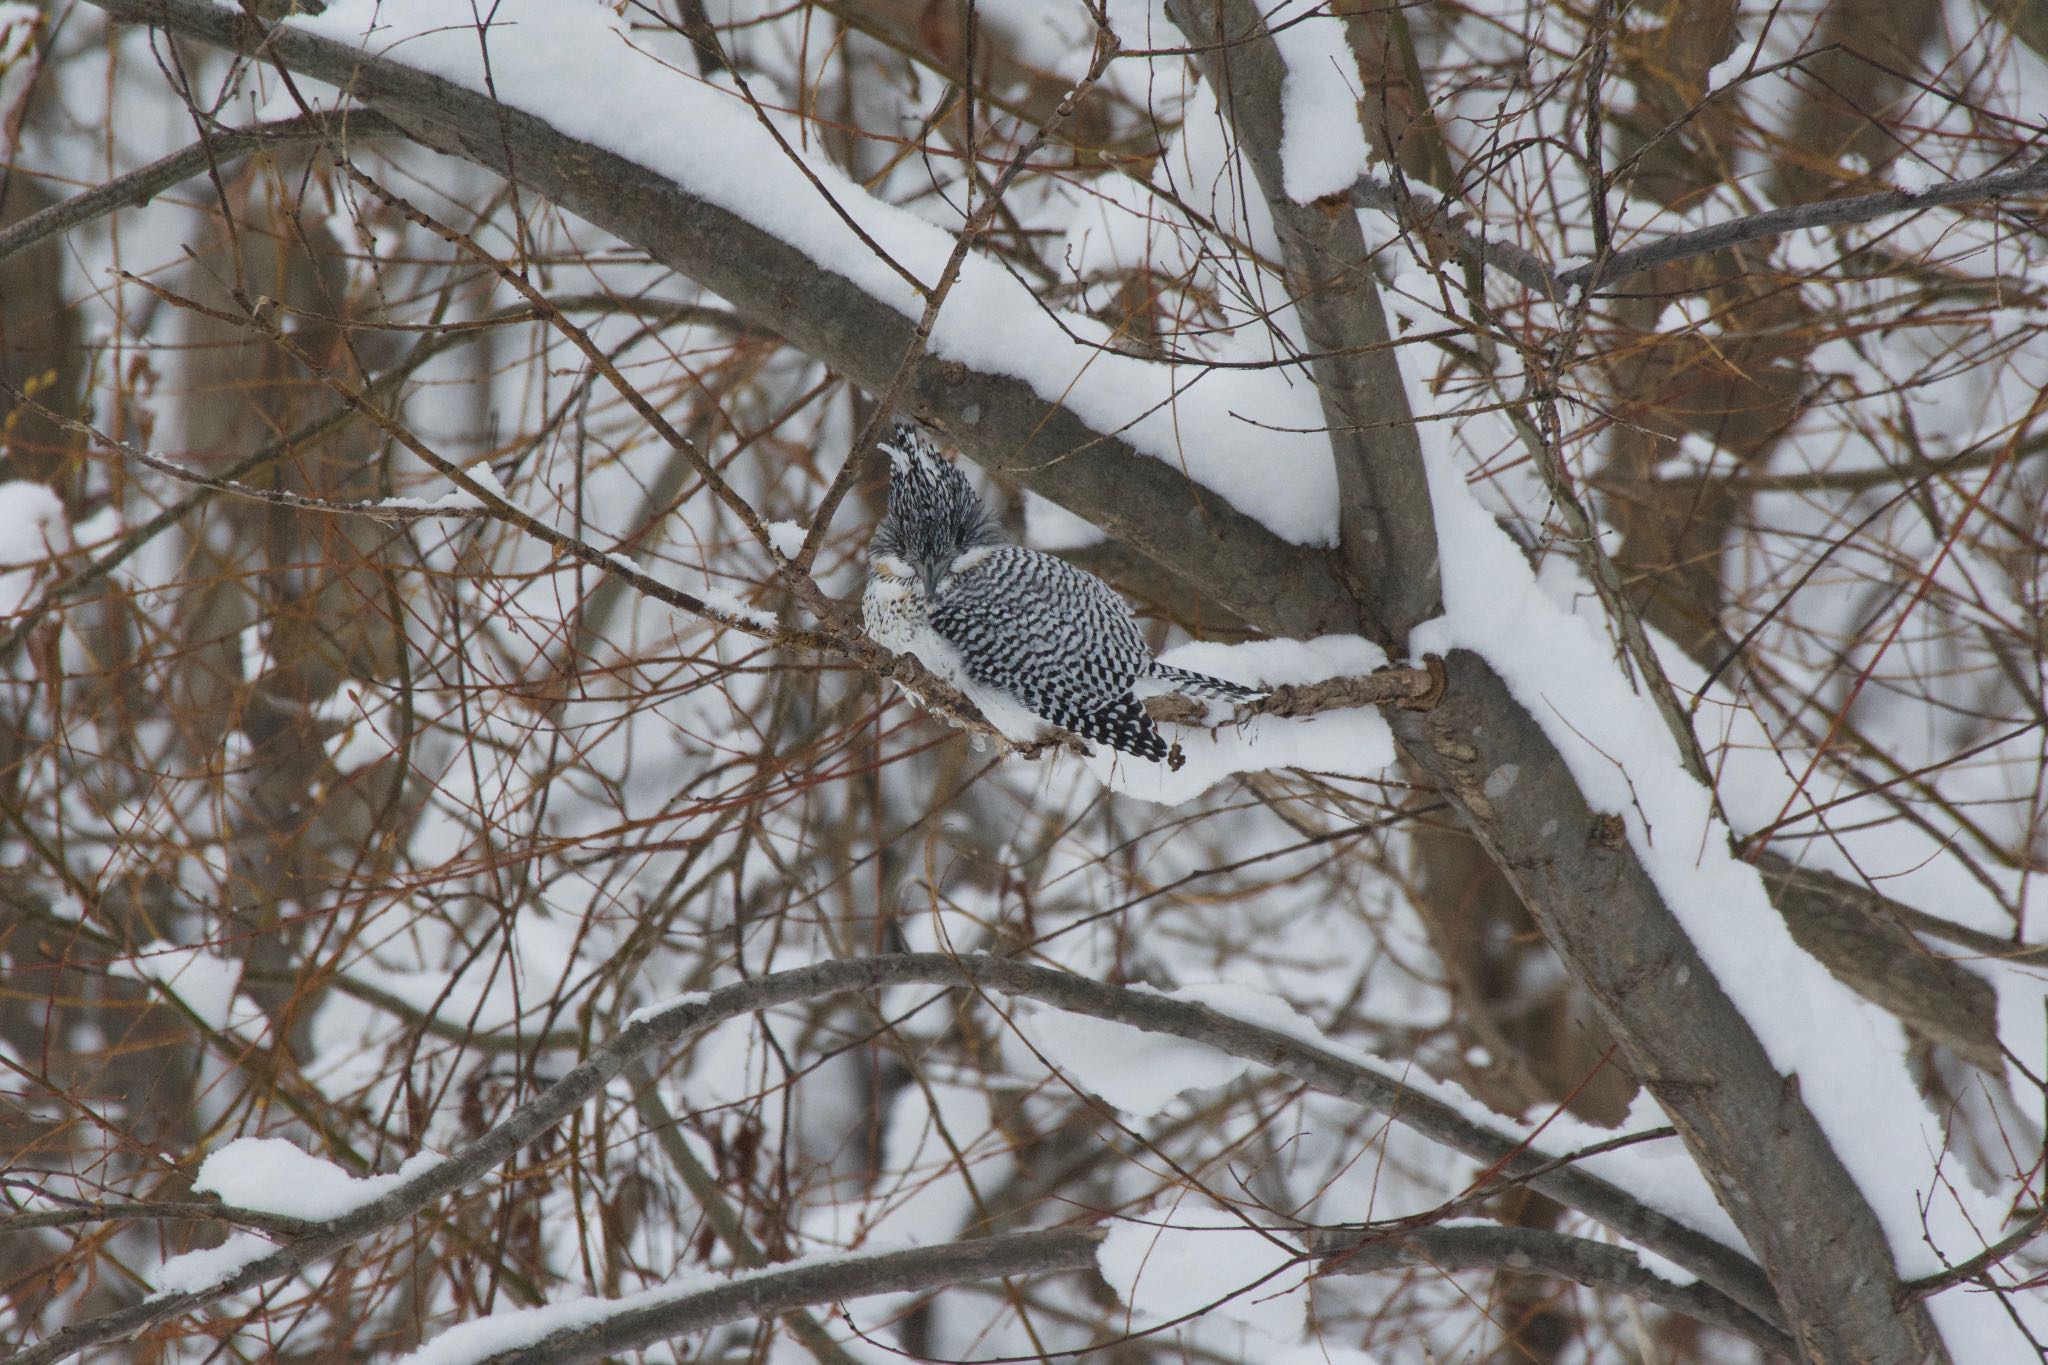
862,420,1262,762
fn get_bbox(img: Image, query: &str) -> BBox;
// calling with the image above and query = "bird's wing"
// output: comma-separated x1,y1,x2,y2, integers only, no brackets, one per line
928,548,1167,759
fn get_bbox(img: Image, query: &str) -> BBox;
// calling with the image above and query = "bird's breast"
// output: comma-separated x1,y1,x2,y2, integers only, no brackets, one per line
862,574,927,650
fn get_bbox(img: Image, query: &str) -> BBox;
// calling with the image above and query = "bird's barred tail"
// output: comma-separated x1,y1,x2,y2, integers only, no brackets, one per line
1146,663,1264,703
1042,691,1170,762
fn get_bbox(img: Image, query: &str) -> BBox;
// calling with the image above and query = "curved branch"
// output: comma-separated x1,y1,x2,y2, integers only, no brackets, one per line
466,1229,1100,1365
1313,1224,1796,1356
0,110,401,268
0,953,1777,1365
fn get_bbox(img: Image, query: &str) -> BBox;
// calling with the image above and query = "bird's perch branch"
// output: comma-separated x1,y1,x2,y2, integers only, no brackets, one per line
1143,656,1448,727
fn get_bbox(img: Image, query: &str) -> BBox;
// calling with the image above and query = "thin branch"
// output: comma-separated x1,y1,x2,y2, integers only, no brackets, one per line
1902,1204,2048,1301
1558,154,2048,291
0,1196,313,1240
9,387,493,522
624,1059,862,1365
328,166,802,589
1347,148,2048,301
794,18,1122,577
0,109,400,267
470,1229,1101,1365
1347,172,1559,295
0,292,732,667
0,320,443,665
1312,1224,1796,1357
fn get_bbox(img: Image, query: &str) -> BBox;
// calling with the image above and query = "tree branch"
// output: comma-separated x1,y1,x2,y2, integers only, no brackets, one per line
1343,140,2048,300
1558,155,2048,292
1164,0,1441,646
84,0,1360,641
0,110,400,268
1164,6,1946,1360
1313,1223,1796,1357
624,1059,862,1365
0,952,1778,1365
1386,653,1950,1359
1754,850,2006,1072
465,1229,1101,1365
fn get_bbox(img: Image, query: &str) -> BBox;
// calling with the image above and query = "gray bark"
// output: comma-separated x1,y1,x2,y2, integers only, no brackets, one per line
1163,0,1443,645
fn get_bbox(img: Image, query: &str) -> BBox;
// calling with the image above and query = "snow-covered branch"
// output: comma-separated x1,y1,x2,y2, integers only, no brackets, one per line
410,1229,1101,1365
1,953,1780,1365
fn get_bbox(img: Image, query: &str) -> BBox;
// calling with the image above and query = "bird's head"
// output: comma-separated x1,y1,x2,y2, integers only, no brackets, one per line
870,421,1003,595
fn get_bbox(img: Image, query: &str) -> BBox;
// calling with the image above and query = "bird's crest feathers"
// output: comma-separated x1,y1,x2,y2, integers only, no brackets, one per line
872,421,1002,567
881,419,944,475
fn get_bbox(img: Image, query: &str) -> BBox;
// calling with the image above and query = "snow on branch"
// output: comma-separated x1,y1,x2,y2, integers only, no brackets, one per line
395,1230,1099,1365
1,954,1779,1365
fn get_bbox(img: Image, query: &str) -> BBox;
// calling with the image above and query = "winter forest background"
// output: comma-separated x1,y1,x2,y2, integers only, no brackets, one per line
1,0,2046,1361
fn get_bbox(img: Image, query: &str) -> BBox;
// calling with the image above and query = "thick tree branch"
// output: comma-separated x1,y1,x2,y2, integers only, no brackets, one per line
1164,0,1441,646
84,0,1358,640
1755,850,2005,1072
1386,653,1946,1361
1165,6,1945,1361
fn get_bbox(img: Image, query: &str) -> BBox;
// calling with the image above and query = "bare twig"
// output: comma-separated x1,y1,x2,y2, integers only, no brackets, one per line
0,109,399,267
1558,155,2048,291
1251,659,1447,719
1902,1204,2048,1301
1346,143,2048,300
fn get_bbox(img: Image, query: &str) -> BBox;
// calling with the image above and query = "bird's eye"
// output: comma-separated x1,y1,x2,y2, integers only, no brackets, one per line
873,554,914,580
